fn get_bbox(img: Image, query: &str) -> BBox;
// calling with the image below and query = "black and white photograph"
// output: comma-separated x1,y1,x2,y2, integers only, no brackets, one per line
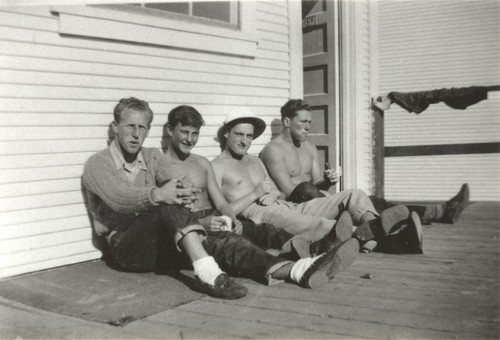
0,0,499,338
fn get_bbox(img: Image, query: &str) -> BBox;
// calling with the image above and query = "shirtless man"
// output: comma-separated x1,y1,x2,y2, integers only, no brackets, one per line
156,105,360,287
260,99,469,226
211,110,417,254
157,104,354,258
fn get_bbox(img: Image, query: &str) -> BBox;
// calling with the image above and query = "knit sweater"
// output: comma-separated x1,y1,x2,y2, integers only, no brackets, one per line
83,146,165,236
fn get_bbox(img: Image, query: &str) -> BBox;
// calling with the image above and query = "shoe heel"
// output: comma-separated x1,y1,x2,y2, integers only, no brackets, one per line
361,240,377,253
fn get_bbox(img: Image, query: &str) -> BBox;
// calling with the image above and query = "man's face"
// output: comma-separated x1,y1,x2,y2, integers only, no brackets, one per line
168,122,200,156
112,108,150,160
225,123,254,156
288,109,312,143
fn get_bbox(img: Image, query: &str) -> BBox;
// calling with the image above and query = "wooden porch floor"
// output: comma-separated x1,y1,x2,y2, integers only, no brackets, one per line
1,202,499,339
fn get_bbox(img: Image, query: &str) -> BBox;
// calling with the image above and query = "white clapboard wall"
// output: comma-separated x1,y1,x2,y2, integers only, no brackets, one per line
0,2,293,278
353,0,374,194
377,0,500,201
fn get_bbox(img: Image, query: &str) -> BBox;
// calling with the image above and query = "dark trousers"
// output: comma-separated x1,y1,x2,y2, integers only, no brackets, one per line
240,220,294,251
108,205,287,278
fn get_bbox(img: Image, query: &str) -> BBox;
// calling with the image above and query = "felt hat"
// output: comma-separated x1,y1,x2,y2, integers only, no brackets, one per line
216,109,266,143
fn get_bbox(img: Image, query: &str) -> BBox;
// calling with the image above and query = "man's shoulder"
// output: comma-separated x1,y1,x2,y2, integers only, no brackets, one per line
85,148,112,167
189,153,211,166
263,137,283,149
261,137,288,159
141,147,164,159
211,153,227,169
245,153,261,162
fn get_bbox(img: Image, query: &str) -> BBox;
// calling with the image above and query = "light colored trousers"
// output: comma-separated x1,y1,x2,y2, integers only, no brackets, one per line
240,189,378,240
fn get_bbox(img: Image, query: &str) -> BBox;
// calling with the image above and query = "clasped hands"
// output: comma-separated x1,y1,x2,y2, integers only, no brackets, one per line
154,176,200,208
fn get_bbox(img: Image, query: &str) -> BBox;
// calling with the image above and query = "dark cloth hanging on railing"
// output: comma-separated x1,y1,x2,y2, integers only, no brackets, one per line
373,85,499,114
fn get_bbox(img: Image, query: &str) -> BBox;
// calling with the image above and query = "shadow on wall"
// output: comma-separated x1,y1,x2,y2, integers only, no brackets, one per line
107,122,114,146
80,178,109,259
270,118,282,140
79,121,115,259
161,121,170,153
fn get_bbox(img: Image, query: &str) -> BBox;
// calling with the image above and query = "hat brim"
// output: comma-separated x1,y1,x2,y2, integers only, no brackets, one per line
217,117,266,144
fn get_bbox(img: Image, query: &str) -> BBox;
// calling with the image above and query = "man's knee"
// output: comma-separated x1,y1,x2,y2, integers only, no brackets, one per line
154,204,207,250
346,188,369,199
287,181,325,203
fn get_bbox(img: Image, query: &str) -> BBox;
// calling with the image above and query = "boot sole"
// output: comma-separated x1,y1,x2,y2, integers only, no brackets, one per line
305,239,359,289
381,205,410,235
451,184,470,223
329,211,354,250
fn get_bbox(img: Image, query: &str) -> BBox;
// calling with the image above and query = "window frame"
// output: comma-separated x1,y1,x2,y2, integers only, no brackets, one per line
51,2,258,57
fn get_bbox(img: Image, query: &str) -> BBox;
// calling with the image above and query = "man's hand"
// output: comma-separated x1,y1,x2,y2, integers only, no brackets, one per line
153,178,201,205
198,216,226,232
198,215,242,235
257,189,280,206
324,169,339,184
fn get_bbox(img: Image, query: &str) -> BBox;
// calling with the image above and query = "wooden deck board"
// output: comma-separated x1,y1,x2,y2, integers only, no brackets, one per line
1,202,498,339
151,202,499,339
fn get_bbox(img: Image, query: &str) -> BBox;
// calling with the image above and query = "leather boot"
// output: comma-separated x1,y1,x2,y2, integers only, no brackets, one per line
375,211,423,254
291,211,354,258
353,204,410,243
309,211,354,257
437,183,470,224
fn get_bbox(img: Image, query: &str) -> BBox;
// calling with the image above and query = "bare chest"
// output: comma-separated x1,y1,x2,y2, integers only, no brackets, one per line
283,145,314,178
158,160,207,188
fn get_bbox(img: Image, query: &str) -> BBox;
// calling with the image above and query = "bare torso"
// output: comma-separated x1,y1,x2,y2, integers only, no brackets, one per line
212,153,267,203
156,153,212,211
261,135,316,188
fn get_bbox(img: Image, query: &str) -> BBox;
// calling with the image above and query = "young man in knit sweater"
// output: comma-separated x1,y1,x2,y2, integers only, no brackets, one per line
83,97,359,300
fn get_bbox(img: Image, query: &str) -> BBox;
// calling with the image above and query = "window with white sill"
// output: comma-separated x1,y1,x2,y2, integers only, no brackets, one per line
52,1,257,57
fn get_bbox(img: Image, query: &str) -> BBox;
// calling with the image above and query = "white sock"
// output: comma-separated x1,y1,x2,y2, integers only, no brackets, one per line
192,256,224,286
289,255,323,283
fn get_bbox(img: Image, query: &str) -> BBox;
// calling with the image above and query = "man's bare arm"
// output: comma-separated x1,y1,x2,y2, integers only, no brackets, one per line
310,143,325,185
255,156,286,201
310,143,336,191
260,144,296,197
201,157,237,219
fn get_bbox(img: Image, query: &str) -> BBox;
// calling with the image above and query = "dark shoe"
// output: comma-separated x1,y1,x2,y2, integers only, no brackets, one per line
353,205,410,242
299,239,359,289
438,183,470,224
309,211,353,256
192,273,248,299
375,211,423,254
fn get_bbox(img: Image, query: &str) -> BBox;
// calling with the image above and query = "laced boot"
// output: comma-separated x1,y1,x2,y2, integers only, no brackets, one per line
353,205,410,245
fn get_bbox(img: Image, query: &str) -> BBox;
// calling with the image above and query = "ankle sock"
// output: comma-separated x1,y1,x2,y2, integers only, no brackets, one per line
192,256,224,285
289,255,322,283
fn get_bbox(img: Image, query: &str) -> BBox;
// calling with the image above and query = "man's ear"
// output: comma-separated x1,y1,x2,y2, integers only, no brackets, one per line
224,131,229,139
283,117,291,127
166,123,174,137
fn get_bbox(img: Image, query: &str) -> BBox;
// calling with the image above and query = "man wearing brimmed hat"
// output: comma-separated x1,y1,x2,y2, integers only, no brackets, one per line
212,109,419,254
